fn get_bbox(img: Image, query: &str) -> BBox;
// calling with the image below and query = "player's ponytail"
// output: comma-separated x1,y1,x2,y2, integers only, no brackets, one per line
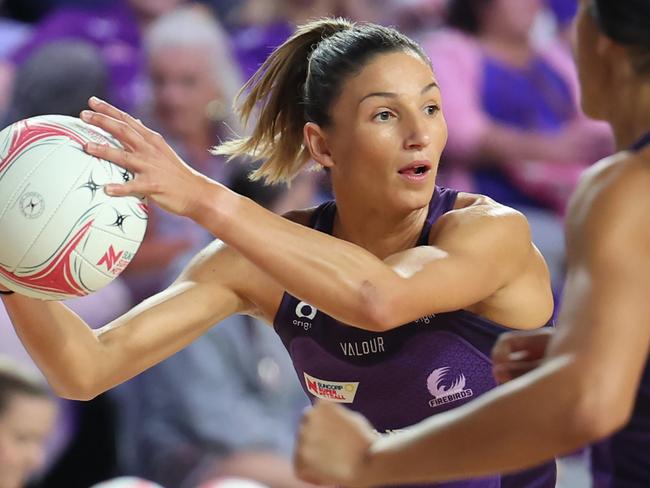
213,17,430,184
212,18,353,184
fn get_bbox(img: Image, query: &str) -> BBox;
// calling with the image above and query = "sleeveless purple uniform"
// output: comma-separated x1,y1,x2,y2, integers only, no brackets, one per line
591,132,650,488
274,187,556,488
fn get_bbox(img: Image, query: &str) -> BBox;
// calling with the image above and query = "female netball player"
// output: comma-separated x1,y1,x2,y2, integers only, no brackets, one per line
294,1,650,486
1,18,556,487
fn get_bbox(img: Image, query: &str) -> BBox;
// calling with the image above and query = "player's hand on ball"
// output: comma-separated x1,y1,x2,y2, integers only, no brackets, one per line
81,97,213,218
295,401,378,487
492,328,554,384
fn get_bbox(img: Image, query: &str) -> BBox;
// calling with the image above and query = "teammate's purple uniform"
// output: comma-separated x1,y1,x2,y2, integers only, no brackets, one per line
274,187,556,488
591,131,650,488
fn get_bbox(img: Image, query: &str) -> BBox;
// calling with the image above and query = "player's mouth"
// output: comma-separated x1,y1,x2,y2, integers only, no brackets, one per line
397,160,432,181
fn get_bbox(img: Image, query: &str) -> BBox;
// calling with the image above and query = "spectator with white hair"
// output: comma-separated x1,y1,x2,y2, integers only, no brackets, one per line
120,5,246,303
143,4,243,166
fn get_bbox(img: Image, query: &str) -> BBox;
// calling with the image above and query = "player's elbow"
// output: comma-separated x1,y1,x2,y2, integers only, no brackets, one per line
51,384,94,401
50,371,102,401
567,379,632,445
358,280,402,332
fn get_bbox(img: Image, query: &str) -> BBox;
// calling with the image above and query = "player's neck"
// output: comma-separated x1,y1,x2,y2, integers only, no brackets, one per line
608,85,650,151
331,198,429,260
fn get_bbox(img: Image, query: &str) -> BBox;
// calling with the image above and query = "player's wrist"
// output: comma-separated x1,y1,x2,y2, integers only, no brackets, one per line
188,180,243,235
358,433,413,486
349,435,389,486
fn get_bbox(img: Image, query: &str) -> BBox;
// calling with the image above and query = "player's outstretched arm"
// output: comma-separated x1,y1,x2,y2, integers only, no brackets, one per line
1,240,267,401
295,157,650,486
83,98,548,332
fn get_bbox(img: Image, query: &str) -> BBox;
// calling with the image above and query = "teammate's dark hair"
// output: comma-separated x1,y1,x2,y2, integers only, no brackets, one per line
213,18,431,184
590,0,650,74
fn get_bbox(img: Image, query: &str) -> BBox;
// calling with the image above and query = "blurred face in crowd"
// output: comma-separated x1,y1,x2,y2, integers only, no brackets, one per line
337,0,391,24
287,0,339,16
481,0,544,41
149,45,222,139
0,394,56,488
128,0,187,21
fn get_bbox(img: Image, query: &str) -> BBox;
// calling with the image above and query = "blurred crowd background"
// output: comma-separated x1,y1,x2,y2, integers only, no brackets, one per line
0,0,612,487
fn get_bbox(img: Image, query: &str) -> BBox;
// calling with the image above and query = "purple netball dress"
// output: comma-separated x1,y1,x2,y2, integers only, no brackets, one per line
274,186,556,488
591,131,650,488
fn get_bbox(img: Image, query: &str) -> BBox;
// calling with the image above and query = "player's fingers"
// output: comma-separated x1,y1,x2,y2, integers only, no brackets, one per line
509,328,554,349
491,335,514,364
295,451,332,486
104,180,146,198
85,142,142,174
492,344,540,368
81,110,143,151
493,359,544,384
294,464,325,486
293,444,323,485
88,97,165,146
492,329,553,363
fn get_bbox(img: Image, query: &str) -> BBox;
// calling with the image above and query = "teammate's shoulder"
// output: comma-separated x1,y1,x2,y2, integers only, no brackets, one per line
567,151,650,253
573,150,650,215
581,149,649,184
282,206,320,226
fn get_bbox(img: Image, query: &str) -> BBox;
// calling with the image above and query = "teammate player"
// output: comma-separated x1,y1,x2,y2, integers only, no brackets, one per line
294,1,650,486
1,18,556,487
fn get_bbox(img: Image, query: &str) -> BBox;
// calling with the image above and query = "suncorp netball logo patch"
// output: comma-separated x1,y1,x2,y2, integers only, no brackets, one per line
304,372,359,403
427,367,473,408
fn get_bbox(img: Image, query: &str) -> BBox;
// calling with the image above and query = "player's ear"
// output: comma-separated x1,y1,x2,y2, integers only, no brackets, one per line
304,122,334,169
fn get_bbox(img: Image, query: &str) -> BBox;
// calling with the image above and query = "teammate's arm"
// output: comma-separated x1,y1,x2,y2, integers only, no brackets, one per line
1,240,273,400
295,158,650,486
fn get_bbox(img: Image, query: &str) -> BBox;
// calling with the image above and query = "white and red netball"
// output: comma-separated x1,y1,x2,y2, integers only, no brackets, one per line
199,478,269,488
89,478,163,488
0,114,147,300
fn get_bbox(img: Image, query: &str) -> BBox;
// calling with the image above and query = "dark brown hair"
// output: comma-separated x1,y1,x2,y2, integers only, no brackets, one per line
590,0,650,74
